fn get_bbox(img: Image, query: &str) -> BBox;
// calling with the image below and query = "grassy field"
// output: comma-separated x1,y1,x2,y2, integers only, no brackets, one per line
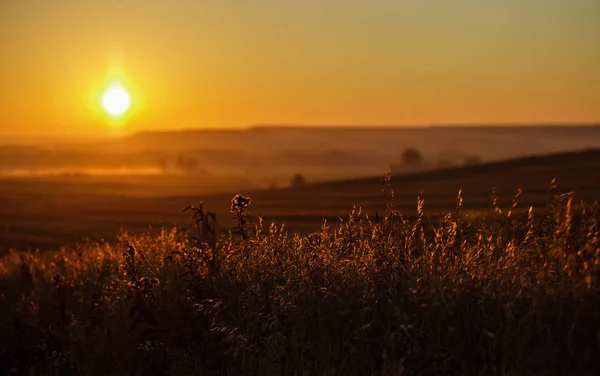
1,170,599,375
2,149,600,253
0,174,257,252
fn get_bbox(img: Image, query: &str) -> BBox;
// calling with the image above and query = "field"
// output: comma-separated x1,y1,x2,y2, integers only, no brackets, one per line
3,0,600,373
2,149,600,253
2,158,600,374
1,149,600,375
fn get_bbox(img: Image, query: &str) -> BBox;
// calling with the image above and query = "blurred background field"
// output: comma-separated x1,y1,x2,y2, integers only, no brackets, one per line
2,130,599,253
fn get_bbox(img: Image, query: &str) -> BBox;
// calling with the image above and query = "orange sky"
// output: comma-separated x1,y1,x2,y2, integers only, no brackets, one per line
1,0,599,137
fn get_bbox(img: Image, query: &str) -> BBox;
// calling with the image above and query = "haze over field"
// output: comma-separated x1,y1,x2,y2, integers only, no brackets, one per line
1,125,599,186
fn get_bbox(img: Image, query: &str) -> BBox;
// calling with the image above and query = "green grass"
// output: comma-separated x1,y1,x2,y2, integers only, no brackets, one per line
1,180,599,375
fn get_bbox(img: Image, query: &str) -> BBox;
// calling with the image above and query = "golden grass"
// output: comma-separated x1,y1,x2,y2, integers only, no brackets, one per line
1,185,599,375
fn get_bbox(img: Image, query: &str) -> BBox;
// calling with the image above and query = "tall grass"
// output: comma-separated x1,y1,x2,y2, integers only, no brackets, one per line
1,184,599,375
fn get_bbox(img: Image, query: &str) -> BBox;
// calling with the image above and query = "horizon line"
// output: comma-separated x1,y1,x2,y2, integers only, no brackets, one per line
2,122,600,141
147,122,600,134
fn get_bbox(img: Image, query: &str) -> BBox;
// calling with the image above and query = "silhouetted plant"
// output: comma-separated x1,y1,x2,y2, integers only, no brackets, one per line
183,202,217,249
2,184,600,375
230,194,252,240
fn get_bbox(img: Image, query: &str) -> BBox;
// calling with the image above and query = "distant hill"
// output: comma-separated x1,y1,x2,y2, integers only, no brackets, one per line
193,147,600,226
4,125,600,185
115,125,600,162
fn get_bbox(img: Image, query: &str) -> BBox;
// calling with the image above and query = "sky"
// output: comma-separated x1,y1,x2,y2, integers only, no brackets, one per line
0,0,599,137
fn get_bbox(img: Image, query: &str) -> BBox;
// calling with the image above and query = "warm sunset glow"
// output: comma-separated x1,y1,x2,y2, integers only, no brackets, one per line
1,1,599,136
102,85,131,117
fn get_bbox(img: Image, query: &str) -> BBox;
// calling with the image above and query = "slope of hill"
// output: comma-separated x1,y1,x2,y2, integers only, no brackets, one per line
4,125,600,187
194,148,600,226
117,124,600,159
2,148,600,252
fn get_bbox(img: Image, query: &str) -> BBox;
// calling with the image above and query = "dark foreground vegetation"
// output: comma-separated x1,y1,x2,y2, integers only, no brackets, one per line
1,182,600,375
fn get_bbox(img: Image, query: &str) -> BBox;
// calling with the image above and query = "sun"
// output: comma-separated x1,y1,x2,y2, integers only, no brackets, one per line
102,85,131,117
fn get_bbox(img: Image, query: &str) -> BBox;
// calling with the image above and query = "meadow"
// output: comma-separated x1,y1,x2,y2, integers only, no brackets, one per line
1,173,599,375
0,149,599,375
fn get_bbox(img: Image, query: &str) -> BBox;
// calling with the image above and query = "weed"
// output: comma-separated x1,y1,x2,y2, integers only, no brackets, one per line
1,189,599,375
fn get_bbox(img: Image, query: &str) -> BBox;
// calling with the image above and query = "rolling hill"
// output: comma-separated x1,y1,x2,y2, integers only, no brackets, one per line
1,148,600,253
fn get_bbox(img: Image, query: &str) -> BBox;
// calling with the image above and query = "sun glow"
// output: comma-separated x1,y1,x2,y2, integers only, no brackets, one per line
102,84,131,117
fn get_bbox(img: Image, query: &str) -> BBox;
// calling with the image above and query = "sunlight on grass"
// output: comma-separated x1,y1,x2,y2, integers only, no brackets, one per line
1,184,599,375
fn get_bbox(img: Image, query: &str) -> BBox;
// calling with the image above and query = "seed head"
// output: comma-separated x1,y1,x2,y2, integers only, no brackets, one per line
230,194,251,213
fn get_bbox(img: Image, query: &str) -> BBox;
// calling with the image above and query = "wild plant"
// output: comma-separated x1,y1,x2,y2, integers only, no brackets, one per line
230,194,252,240
1,187,600,375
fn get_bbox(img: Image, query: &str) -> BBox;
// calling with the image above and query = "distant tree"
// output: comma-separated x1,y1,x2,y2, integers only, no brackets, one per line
157,157,169,172
401,148,423,166
464,155,482,166
176,155,198,174
291,174,307,188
